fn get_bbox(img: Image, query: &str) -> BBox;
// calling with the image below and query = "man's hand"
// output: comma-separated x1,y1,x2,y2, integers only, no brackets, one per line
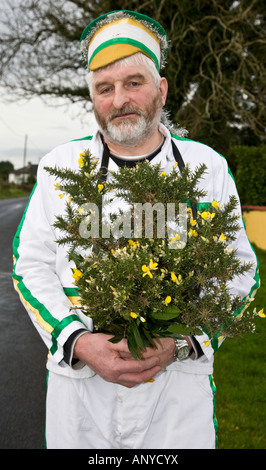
73,332,164,388
139,337,176,369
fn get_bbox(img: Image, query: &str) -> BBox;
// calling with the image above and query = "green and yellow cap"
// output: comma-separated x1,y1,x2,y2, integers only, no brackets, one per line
80,10,168,72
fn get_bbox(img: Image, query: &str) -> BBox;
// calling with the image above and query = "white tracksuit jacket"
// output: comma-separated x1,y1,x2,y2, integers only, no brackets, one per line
12,124,260,379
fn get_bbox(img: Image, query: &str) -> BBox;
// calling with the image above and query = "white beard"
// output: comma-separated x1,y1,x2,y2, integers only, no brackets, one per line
96,98,162,148
106,114,149,145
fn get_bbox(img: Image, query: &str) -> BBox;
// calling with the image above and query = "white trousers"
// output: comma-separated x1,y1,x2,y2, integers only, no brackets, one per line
45,369,217,449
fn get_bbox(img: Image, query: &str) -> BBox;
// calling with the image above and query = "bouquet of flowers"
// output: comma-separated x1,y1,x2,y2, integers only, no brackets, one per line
45,149,262,359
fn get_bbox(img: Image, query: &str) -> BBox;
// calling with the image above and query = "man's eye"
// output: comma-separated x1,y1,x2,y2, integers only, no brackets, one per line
97,86,112,94
130,82,139,87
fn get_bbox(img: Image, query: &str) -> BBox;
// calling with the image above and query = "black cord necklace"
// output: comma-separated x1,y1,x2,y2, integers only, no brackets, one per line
98,133,197,220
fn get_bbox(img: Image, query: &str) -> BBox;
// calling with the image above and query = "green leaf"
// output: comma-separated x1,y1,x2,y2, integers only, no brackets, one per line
108,334,124,344
142,326,157,349
151,306,180,321
167,324,203,336
68,251,84,268
130,320,146,350
127,329,141,360
166,324,192,335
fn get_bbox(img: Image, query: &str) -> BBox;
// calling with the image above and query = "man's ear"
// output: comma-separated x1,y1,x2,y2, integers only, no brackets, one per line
160,77,168,106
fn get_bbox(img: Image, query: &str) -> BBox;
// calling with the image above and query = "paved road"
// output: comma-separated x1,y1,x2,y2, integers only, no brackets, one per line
0,197,47,449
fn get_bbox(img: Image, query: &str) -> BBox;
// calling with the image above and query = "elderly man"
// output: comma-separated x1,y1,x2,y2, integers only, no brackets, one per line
12,10,259,449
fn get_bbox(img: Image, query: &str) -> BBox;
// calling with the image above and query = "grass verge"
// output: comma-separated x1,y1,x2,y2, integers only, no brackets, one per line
214,244,266,449
0,181,34,199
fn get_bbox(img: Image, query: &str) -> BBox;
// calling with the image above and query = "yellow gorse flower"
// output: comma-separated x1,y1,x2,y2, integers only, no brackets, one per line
212,200,219,209
149,259,158,270
258,308,265,318
142,259,158,278
160,268,166,278
171,272,177,282
201,211,215,220
130,312,138,319
160,171,166,177
78,152,85,168
98,183,104,192
219,233,227,242
130,311,146,322
110,285,120,298
165,296,172,305
171,233,180,241
128,239,140,249
142,265,153,278
171,272,182,284
188,228,198,237
72,269,83,281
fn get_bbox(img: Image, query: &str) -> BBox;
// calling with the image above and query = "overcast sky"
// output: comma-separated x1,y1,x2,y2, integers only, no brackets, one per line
0,97,98,169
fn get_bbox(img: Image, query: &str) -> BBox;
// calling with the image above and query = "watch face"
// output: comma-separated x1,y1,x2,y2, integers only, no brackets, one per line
177,345,190,361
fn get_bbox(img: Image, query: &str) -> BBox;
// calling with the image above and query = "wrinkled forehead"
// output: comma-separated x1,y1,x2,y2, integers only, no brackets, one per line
94,61,150,83
88,54,161,95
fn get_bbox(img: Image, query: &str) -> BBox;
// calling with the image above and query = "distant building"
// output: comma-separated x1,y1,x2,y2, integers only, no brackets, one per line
9,162,38,184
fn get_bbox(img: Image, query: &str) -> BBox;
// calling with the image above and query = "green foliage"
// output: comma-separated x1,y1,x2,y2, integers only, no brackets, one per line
227,144,266,206
45,149,260,360
0,161,14,181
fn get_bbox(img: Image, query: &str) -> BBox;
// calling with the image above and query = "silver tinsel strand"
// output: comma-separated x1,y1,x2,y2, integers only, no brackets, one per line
80,11,168,70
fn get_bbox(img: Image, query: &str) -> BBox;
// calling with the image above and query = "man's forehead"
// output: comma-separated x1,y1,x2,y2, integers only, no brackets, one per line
93,64,150,86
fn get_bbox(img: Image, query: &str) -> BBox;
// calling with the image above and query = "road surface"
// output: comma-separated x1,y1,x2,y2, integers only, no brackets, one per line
0,197,47,449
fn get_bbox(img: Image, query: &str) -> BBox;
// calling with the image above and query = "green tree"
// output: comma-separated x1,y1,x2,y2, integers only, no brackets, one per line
0,161,14,180
113,0,265,154
0,0,265,154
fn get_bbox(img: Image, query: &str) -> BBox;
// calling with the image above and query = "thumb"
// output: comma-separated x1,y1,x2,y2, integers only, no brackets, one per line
110,337,130,354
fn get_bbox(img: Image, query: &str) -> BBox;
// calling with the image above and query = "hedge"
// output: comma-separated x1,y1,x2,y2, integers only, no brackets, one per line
227,144,266,206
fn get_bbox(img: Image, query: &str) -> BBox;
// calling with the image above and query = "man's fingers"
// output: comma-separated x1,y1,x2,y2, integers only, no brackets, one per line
114,353,160,374
115,364,162,388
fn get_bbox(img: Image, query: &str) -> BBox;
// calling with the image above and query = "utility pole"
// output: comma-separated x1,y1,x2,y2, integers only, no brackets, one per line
23,134,28,168
23,134,28,183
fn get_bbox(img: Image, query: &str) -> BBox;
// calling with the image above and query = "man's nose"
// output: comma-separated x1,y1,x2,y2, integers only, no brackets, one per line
112,84,130,109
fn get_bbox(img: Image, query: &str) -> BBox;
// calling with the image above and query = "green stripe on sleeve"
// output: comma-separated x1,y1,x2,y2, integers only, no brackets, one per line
50,314,86,355
12,183,85,356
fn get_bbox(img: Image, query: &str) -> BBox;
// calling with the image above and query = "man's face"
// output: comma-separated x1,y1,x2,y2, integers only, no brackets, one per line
91,61,167,147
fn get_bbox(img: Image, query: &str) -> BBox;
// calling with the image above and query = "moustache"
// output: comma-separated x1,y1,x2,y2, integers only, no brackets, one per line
108,106,142,121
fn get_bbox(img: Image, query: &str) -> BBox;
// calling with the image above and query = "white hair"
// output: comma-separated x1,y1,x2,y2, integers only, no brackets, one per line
86,52,161,98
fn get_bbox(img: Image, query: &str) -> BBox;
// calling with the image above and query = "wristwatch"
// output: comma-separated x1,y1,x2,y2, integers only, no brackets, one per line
174,338,192,361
